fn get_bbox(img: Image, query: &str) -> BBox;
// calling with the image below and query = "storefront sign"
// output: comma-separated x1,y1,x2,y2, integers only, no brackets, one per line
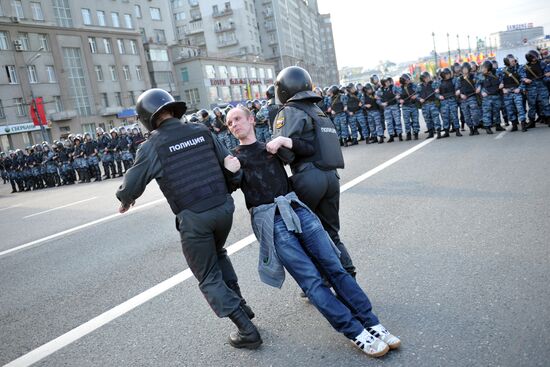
506,23,534,31
229,78,247,85
0,122,49,135
210,79,227,86
249,79,262,85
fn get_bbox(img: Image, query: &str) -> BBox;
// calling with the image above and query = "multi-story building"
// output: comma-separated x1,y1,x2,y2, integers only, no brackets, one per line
171,0,262,59
490,24,544,49
318,13,339,86
254,0,338,87
171,46,275,111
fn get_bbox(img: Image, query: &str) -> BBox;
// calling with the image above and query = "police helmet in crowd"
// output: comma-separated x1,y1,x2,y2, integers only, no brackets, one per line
503,54,516,67
198,109,210,120
525,50,540,63
364,83,374,93
327,85,340,96
370,74,379,84
420,72,432,82
213,107,223,116
461,62,472,73
439,68,452,79
136,88,187,131
481,60,493,73
399,73,411,85
274,66,313,104
266,85,275,99
188,114,199,123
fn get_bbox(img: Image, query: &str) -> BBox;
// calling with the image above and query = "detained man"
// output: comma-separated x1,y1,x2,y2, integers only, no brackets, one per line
224,106,401,358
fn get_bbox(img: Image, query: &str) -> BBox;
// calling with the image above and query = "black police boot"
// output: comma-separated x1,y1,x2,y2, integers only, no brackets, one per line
351,138,358,146
450,125,455,133
228,307,262,349
413,132,419,140
227,281,255,320
378,136,384,144
440,129,450,138
426,129,434,139
526,119,536,129
468,126,474,136
511,120,518,132
406,132,412,141
339,138,344,147
473,126,480,135
85,170,91,183
485,127,494,134
398,133,403,141
455,128,462,137
495,124,505,132
387,135,394,143
521,122,528,132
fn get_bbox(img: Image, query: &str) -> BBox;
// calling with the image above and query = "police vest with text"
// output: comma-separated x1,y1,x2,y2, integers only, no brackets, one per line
149,120,227,214
285,101,345,170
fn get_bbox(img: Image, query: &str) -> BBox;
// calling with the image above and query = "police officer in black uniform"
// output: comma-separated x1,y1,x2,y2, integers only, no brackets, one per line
116,88,261,350
265,84,281,131
269,66,356,278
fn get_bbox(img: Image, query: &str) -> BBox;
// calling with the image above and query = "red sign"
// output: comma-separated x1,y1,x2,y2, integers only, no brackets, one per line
249,79,262,85
30,97,47,126
229,78,246,85
210,79,227,86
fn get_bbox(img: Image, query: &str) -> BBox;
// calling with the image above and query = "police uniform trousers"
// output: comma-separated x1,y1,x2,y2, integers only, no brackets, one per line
482,95,502,127
290,164,356,276
502,91,526,122
176,196,242,317
440,98,460,130
401,104,420,134
461,96,481,128
526,81,550,121
421,102,442,131
366,109,384,137
383,105,402,137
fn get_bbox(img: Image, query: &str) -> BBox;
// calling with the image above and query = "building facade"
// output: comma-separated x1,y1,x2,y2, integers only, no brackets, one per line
490,24,544,49
318,13,339,86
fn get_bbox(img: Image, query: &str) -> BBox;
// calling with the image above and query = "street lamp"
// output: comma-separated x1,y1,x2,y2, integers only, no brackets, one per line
24,47,48,143
446,33,451,66
456,34,461,61
432,32,438,69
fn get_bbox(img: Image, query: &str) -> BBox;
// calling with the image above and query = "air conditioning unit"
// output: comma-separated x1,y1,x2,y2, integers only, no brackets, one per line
13,40,23,51
10,16,20,23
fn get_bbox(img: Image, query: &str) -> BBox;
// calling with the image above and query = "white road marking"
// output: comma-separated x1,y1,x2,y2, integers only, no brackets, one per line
3,140,436,367
0,204,21,212
23,197,98,219
495,131,508,140
0,198,165,259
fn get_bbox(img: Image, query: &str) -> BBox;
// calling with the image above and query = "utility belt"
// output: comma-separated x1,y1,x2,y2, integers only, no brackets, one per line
292,161,329,175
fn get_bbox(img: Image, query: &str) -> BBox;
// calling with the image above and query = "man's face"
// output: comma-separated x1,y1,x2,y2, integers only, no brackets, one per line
226,109,254,140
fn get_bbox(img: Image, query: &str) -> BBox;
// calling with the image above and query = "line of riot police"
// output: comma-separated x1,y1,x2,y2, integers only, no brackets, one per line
0,126,145,193
315,49,549,145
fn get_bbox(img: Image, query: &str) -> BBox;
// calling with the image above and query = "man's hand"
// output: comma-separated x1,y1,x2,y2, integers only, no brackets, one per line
482,92,488,97
381,102,388,107
399,99,404,104
461,94,467,100
419,98,425,103
439,96,445,100
514,88,521,94
119,201,135,214
524,78,532,84
266,136,292,154
224,155,241,173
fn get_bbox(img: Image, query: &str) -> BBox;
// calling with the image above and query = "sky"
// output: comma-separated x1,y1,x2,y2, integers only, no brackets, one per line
317,0,550,70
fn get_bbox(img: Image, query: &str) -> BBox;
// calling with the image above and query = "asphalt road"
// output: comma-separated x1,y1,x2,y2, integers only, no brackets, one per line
1,125,549,367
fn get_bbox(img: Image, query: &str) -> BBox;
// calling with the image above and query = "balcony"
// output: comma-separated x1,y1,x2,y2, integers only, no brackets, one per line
212,8,233,18
50,110,77,121
185,20,204,35
217,39,238,48
214,23,236,33
99,106,123,116
263,9,273,18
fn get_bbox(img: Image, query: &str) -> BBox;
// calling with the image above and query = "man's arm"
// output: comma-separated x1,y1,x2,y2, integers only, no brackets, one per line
116,141,160,212
211,133,243,187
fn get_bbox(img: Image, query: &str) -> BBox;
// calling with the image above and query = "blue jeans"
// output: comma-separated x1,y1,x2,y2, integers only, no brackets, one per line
273,207,379,339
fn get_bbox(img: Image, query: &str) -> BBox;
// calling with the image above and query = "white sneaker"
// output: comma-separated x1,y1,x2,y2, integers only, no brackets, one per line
367,324,401,350
351,329,389,358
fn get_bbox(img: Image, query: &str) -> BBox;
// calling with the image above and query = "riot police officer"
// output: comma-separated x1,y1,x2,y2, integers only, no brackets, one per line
269,66,356,278
117,88,261,349
264,84,281,130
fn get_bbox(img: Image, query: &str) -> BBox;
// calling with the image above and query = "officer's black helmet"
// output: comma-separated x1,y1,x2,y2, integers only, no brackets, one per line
213,107,222,115
481,60,493,73
136,88,187,131
252,99,261,106
370,74,379,84
275,66,313,104
440,68,452,79
525,50,540,63
328,85,340,95
461,62,472,72
266,84,275,99
188,114,199,123
198,109,209,119
491,60,499,69
399,73,411,85
503,54,515,67
364,83,374,92
420,72,432,82
346,82,355,90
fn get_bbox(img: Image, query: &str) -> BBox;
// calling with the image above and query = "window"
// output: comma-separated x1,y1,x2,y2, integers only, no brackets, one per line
153,29,166,44
124,14,132,29
122,65,131,80
109,65,117,81
267,68,273,79
135,66,143,80
218,66,229,79
103,38,112,54
114,92,122,106
249,67,257,78
100,93,109,108
81,123,96,135
0,100,5,118
13,0,24,19
30,2,44,21
239,66,248,78
81,8,92,25
134,5,142,18
39,34,49,51
62,47,91,116
150,7,161,20
27,65,38,83
6,65,18,84
129,40,138,55
54,96,63,112
0,31,9,50
259,68,265,79
220,86,231,101
175,11,186,21
208,87,219,102
117,39,125,54
128,91,135,105
97,10,106,26
94,65,103,81
180,67,189,82
148,49,168,61
53,0,73,27
88,37,97,53
229,66,238,78
111,12,120,27
231,86,242,101
139,28,147,43
205,65,216,79
46,66,56,83
0,3,4,17
184,88,200,104
19,33,29,50
14,98,26,116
